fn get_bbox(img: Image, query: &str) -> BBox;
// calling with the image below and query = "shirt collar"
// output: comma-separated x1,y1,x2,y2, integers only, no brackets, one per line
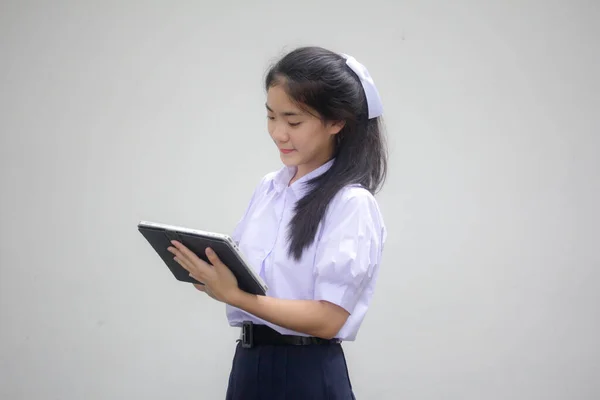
272,158,335,197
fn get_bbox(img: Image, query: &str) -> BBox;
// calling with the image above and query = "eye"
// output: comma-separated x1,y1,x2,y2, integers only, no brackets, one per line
288,122,302,127
267,115,275,120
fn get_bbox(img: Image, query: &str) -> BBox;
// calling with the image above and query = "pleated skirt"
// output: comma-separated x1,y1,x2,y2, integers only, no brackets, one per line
225,341,356,400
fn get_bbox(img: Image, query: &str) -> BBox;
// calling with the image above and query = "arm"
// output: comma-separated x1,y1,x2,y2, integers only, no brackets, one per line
229,292,349,339
169,243,349,339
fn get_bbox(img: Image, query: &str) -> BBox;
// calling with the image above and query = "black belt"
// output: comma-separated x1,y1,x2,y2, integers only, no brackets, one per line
238,321,341,348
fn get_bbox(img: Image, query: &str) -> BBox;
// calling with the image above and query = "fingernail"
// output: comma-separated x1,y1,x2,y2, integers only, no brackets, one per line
206,248,213,255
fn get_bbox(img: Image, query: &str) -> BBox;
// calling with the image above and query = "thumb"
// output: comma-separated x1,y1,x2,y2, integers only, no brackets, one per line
205,247,223,267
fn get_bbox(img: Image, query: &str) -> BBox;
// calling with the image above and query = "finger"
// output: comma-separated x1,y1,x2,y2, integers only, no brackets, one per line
193,283,215,299
168,245,193,266
169,244,209,276
174,256,195,275
193,283,206,292
171,241,204,264
205,247,223,267
167,246,186,262
172,242,214,278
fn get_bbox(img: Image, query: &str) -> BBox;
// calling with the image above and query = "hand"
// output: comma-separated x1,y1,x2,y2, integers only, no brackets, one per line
193,283,218,300
167,240,241,304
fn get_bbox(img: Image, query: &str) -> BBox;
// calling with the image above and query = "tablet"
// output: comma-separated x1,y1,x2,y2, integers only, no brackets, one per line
137,221,268,296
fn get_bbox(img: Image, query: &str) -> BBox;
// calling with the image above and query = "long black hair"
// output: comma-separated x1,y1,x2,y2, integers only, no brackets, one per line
265,46,388,260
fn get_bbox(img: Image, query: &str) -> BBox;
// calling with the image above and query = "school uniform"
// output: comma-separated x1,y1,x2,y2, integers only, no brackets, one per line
225,158,386,400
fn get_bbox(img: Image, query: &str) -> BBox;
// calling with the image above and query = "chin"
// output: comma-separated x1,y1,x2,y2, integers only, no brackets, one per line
280,154,300,166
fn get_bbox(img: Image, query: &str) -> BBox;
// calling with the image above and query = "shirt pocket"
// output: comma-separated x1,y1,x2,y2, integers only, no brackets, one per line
237,200,279,274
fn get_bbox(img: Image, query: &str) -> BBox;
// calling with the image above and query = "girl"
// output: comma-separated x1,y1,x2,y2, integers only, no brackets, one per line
168,46,387,399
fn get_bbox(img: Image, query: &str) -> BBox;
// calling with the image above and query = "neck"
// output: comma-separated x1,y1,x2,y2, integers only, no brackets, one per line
289,156,333,186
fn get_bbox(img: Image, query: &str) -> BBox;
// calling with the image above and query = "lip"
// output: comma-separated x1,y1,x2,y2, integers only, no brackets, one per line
280,149,295,154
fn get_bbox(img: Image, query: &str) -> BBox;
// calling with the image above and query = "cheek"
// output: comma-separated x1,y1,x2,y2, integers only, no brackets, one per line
301,129,329,150
287,131,305,150
291,125,318,148
267,122,275,138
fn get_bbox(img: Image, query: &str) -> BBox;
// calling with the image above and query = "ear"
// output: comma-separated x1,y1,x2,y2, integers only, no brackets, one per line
327,120,346,136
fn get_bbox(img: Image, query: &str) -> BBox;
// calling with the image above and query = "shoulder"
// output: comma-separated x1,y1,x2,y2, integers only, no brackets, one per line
251,168,284,193
321,184,386,236
260,170,280,186
330,184,383,218
238,170,280,206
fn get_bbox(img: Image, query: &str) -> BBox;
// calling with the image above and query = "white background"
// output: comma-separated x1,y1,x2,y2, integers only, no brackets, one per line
1,1,598,399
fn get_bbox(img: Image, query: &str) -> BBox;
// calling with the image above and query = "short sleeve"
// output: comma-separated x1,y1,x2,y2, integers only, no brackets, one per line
313,188,386,314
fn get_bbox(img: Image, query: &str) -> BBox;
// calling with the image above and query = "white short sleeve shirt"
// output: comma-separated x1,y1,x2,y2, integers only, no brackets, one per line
227,159,386,341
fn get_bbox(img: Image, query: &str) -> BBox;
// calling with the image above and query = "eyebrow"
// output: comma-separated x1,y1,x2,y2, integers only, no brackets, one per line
265,103,301,117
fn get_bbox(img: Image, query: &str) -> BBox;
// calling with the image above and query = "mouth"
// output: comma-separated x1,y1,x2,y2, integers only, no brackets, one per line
280,149,295,154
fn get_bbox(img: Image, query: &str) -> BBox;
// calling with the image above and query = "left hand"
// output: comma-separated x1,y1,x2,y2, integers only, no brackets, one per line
167,241,241,304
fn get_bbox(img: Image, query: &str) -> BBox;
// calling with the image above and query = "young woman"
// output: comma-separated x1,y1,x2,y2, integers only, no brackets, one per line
168,46,387,399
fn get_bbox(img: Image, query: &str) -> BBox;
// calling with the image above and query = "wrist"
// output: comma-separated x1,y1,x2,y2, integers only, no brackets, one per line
227,288,251,308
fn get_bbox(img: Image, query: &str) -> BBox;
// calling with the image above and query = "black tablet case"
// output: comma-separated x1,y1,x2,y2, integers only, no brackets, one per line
138,224,266,295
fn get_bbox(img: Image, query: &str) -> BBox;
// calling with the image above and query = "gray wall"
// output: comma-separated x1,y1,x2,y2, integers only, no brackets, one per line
1,1,598,399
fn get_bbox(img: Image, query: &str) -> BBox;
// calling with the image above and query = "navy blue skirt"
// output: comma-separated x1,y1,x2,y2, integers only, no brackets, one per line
225,341,356,399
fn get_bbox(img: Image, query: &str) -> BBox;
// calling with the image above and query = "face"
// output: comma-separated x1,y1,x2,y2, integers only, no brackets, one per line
266,84,344,178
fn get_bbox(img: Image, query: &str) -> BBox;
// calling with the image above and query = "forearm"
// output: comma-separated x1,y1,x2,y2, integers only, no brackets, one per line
229,290,347,339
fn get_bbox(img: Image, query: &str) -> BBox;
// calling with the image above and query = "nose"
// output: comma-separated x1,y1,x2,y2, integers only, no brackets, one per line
270,122,289,143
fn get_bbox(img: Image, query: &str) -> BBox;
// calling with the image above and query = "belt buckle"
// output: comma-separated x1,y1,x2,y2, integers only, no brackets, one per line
241,321,253,348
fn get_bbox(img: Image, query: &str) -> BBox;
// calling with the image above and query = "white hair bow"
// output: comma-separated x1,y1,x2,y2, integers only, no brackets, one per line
341,53,384,119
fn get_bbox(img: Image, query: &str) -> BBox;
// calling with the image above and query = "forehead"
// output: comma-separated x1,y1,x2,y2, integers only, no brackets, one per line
266,85,304,113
